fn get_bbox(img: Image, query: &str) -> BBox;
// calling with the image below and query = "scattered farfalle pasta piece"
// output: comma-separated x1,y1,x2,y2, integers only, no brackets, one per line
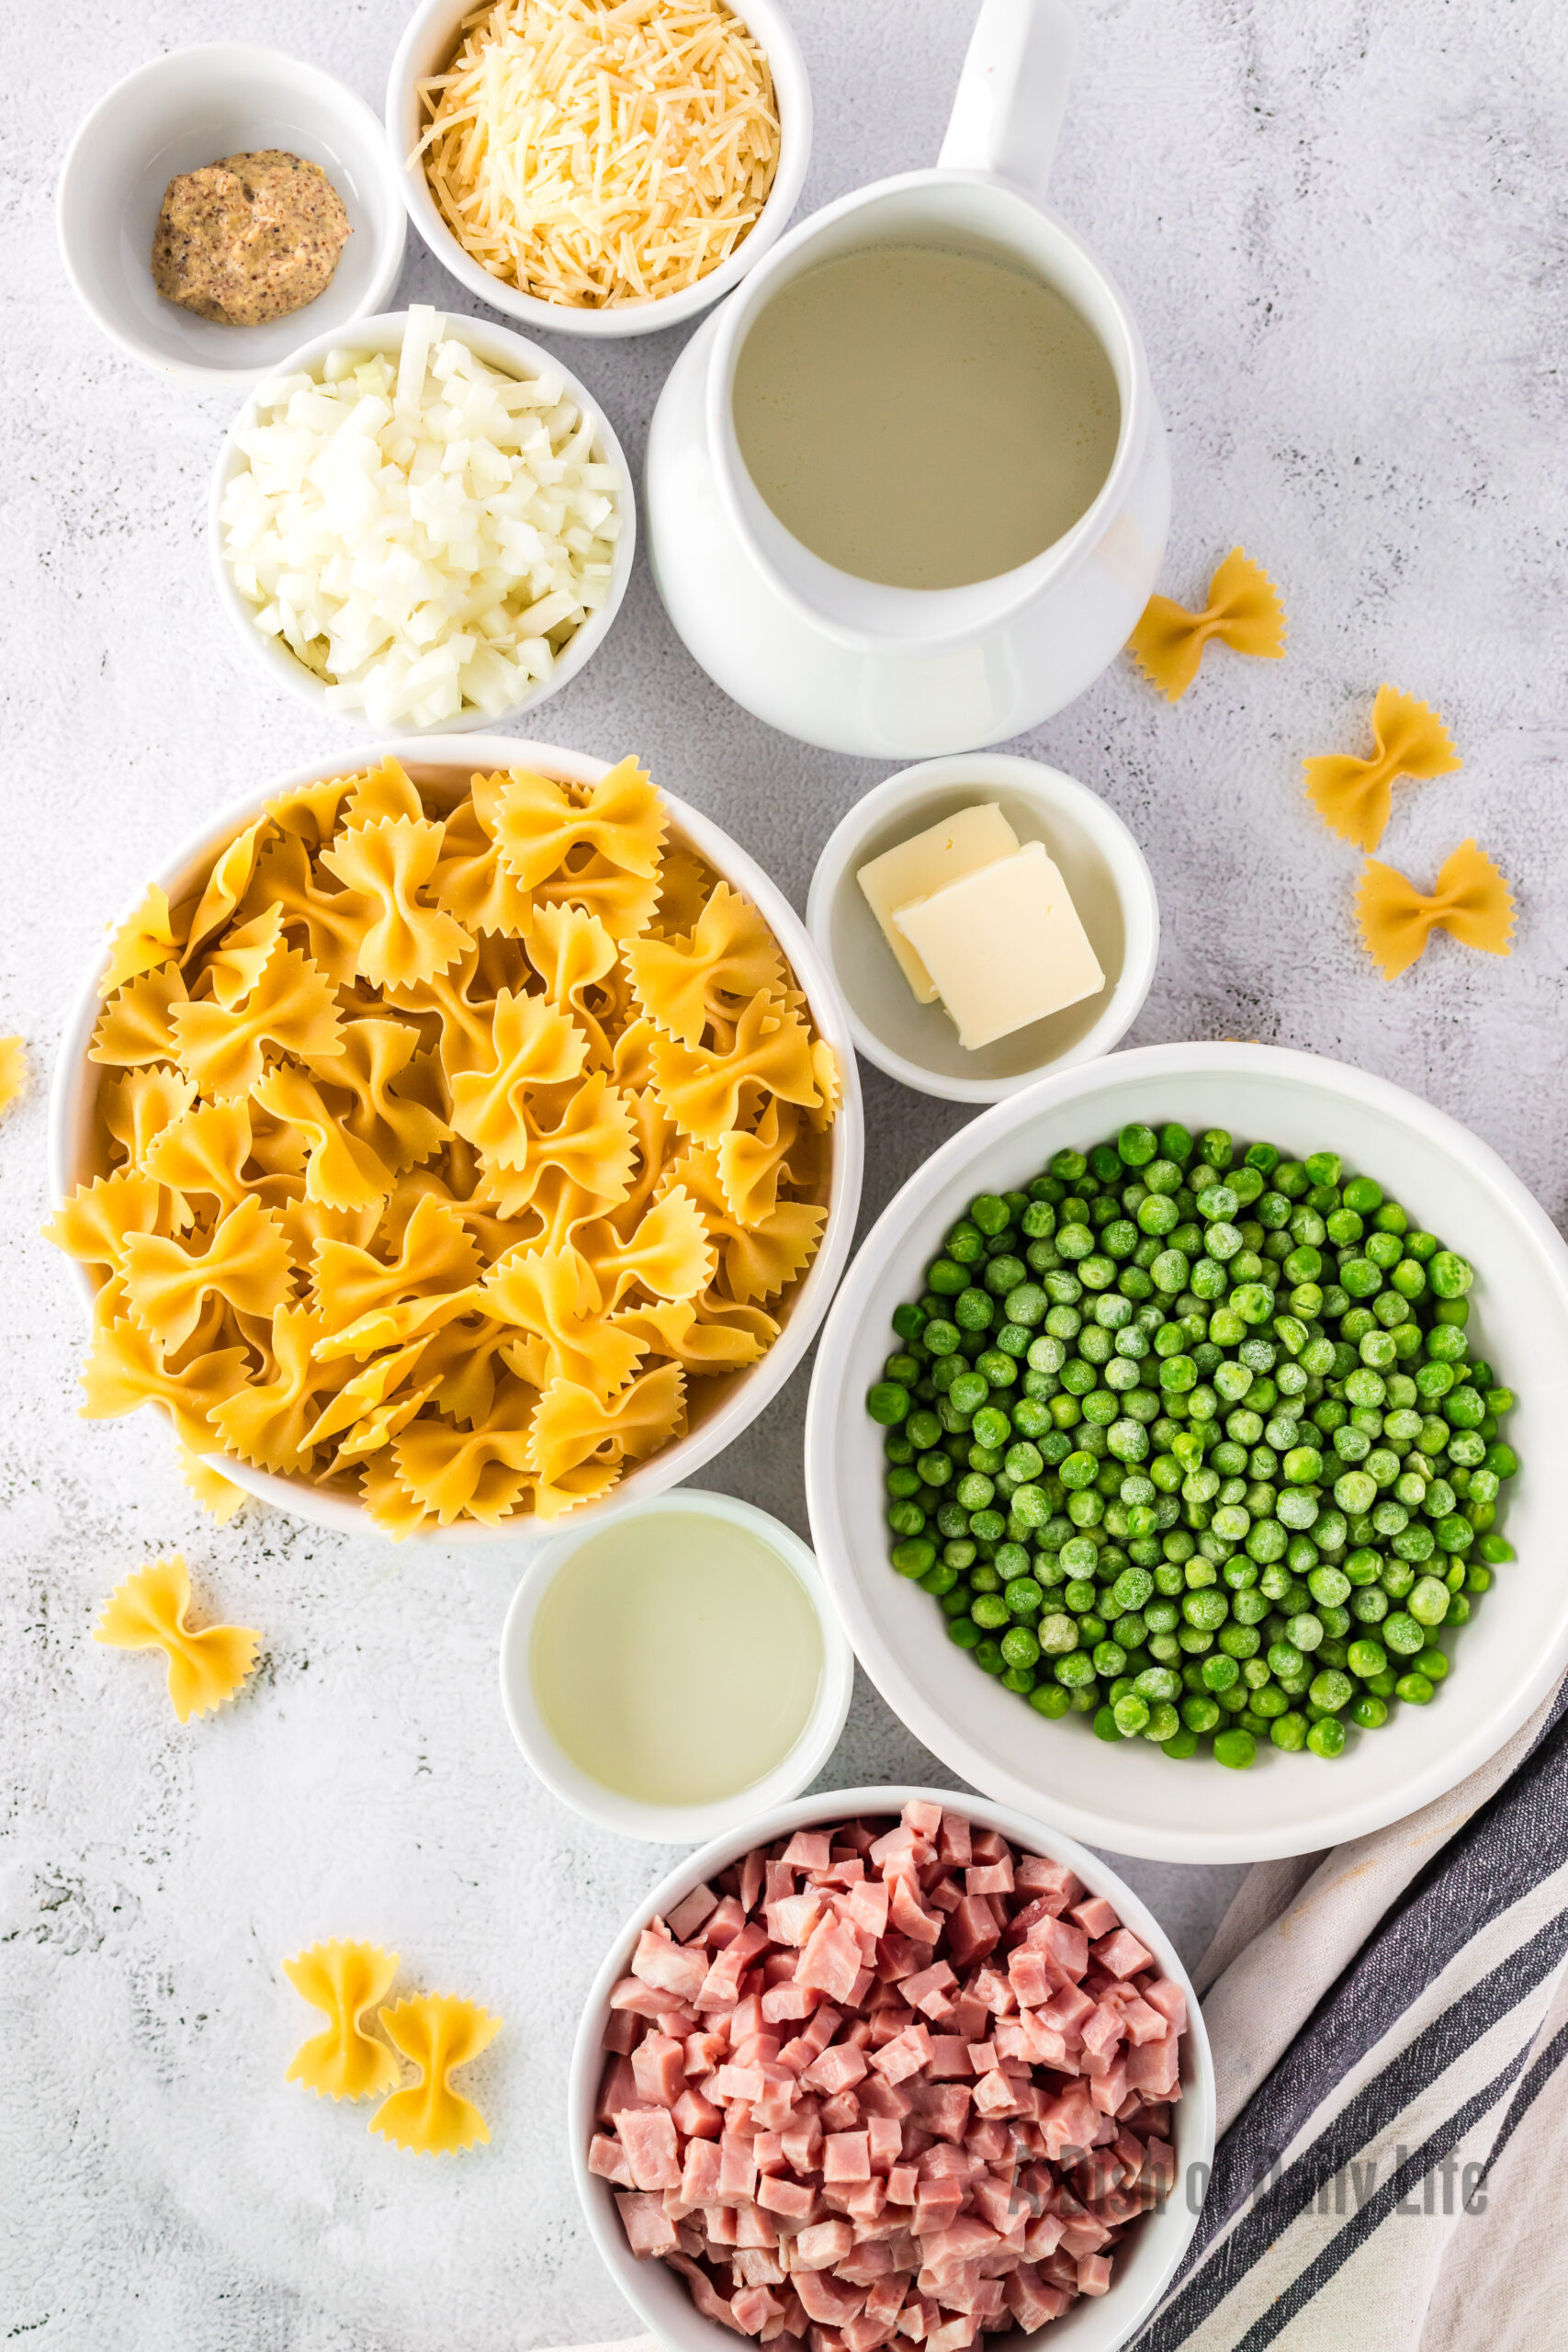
95,1554,259,1723
46,756,838,1535
370,1995,502,2155
1355,839,1516,980
0,1037,22,1116
1128,547,1286,701
1304,684,1461,851
284,1940,403,2102
177,1442,248,1524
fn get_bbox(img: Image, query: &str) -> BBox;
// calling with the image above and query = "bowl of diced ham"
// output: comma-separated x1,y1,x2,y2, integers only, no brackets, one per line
570,1790,1213,2352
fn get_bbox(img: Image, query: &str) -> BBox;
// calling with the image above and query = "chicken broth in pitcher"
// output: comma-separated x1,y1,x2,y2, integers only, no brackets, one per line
733,243,1120,591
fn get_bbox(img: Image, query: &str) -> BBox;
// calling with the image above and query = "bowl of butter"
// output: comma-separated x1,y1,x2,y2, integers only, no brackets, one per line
807,753,1160,1103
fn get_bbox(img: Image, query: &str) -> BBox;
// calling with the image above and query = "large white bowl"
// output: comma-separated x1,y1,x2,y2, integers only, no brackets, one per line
385,0,812,341
499,1490,855,1842
804,1043,1568,1863
570,1785,1214,2352
57,45,407,388
49,737,863,1544
807,754,1159,1105
209,310,637,733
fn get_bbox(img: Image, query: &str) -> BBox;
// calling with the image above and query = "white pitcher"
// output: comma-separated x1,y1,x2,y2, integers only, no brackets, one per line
645,0,1170,761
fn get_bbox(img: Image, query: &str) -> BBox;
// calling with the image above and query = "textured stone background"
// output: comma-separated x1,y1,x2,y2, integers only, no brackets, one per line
4,0,1566,2344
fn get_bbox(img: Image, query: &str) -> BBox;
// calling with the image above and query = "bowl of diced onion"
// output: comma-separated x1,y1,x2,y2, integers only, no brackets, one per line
209,304,636,733
385,0,812,339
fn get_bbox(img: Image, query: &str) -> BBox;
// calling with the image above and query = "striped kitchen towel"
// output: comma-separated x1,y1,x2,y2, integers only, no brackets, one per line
1133,1671,1568,2352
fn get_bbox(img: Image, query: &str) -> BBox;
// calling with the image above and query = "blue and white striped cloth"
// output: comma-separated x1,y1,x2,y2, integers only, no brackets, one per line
1134,1676,1568,2352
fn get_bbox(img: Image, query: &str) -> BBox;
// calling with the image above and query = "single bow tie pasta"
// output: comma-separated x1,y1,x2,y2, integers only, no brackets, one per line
94,1555,260,1723
283,1940,403,2102
1304,685,1461,852
1355,840,1516,980
45,755,840,1536
1127,547,1286,701
370,1995,503,2155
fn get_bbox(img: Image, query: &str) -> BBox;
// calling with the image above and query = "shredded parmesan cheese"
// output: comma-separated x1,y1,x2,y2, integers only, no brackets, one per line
413,0,780,309
218,306,623,729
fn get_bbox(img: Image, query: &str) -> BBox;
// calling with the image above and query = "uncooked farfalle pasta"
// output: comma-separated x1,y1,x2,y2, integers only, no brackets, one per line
48,757,839,1535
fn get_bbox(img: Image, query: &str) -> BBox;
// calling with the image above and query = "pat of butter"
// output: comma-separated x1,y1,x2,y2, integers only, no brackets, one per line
891,840,1106,1051
856,803,1020,1002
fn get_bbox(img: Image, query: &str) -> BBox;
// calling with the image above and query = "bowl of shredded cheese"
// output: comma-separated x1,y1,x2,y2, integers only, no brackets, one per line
386,0,811,336
209,303,635,732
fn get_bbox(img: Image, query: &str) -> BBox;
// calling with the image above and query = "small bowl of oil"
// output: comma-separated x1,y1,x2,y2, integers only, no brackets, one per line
498,1489,855,1843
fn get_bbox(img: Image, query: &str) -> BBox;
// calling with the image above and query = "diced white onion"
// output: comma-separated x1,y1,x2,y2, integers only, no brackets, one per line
219,305,622,728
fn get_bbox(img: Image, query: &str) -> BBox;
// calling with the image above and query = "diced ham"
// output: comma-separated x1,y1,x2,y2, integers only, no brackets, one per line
589,2132,633,2186
597,1815,1189,2346
900,1962,957,2018
795,2267,868,2326
670,1883,721,1941
1013,1857,1083,1906
798,1916,865,2005
1126,2036,1180,2097
871,2026,932,2086
781,1832,833,1870
1143,1977,1190,2036
964,1857,1013,1897
943,1900,999,1968
1093,1928,1154,1981
616,2106,682,2189
632,2031,687,2108
758,2171,817,2222
617,2188,680,2259
805,2042,869,2097
632,1927,711,2003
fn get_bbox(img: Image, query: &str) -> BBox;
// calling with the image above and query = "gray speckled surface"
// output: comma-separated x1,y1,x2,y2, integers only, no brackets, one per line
4,0,1566,2343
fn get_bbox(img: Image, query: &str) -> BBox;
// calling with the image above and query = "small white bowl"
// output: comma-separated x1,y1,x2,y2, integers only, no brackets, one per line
48,737,863,1544
208,309,637,734
498,1489,855,1842
385,0,812,340
807,755,1160,1105
57,45,407,388
569,1784,1215,2352
805,1042,1568,1862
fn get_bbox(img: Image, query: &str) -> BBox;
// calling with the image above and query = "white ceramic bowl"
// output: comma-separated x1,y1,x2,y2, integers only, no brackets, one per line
570,1783,1215,2352
385,0,812,340
807,756,1160,1105
57,45,407,388
805,1043,1568,1863
49,737,863,1544
209,309,637,732
498,1489,855,1841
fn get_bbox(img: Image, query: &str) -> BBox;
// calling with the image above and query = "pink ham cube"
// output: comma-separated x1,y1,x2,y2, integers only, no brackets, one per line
938,1814,973,1869
615,2106,681,2189
900,1962,957,2017
797,1915,864,2004
1143,1977,1190,2036
871,2026,931,2085
824,2130,872,2183
1118,1994,1167,2046
795,2268,867,2327
616,2189,680,2259
1077,2253,1113,2296
632,1928,710,2003
1093,1928,1154,1981
795,2216,855,2269
943,1899,999,1968
1007,1949,1051,2009
669,1883,720,1941
632,2031,686,2108
964,1857,1014,1897
589,2132,633,2185
1126,2035,1180,2098
758,2172,817,2222
889,1876,942,1946
682,2137,725,2203
1068,1895,1120,1940
1005,2264,1068,2329
804,2042,869,2097
1013,1857,1083,1905
699,1924,770,2009
733,2285,784,2336
780,1831,832,1870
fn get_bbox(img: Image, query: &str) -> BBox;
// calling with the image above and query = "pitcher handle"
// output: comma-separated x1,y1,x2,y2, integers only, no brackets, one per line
937,0,1077,200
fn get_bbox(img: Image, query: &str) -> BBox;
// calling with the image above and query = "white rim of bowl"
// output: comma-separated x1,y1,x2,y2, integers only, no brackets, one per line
804,1039,1568,1860
806,753,1162,1104
384,0,814,339
497,1489,856,1842
206,308,638,733
48,735,864,1544
55,44,409,388
568,1783,1215,2350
